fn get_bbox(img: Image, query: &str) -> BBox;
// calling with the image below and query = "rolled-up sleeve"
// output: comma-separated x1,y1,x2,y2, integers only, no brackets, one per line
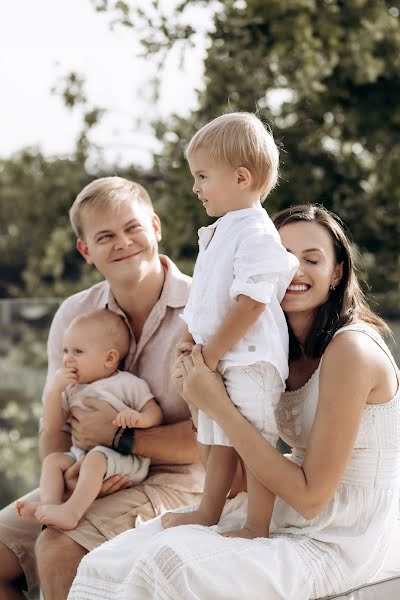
230,231,298,304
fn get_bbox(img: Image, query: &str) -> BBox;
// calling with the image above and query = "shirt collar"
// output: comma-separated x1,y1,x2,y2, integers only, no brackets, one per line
158,255,191,309
199,205,266,236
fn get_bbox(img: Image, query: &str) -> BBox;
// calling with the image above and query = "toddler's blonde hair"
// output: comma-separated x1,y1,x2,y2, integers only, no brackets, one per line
70,176,154,240
186,112,279,200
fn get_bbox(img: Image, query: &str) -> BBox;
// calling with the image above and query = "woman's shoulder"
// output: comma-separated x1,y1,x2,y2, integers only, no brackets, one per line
326,322,383,362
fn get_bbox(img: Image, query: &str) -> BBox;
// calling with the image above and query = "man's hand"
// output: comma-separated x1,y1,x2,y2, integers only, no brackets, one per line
70,398,118,450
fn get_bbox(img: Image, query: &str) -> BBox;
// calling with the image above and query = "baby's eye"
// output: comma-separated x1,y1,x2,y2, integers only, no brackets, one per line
74,349,83,355
306,259,318,265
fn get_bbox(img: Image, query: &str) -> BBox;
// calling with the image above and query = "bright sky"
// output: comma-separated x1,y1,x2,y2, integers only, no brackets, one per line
0,0,210,167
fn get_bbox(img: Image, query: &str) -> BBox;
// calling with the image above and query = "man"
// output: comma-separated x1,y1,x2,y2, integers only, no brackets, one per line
0,177,203,599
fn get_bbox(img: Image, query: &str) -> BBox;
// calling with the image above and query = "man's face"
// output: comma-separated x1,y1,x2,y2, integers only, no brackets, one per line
76,199,162,285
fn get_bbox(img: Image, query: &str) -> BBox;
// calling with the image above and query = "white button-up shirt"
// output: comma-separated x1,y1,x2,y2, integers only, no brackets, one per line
182,206,299,383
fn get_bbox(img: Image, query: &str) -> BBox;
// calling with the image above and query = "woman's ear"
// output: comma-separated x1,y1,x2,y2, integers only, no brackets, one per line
332,262,344,288
105,349,120,369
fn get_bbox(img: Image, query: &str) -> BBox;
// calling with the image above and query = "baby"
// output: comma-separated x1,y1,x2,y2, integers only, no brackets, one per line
162,112,298,539
16,308,162,530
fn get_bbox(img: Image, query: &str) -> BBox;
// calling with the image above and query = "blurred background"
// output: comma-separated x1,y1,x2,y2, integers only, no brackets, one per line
0,0,399,566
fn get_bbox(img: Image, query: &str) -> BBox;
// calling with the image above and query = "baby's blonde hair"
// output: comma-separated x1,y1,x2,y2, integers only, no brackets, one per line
70,176,154,240
186,112,279,200
67,309,130,360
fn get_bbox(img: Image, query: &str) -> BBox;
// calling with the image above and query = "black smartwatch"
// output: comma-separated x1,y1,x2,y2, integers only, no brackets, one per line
117,427,135,455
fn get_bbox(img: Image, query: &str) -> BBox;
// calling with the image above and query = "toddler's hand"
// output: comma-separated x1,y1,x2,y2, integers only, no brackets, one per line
113,408,142,429
201,345,219,372
52,367,78,393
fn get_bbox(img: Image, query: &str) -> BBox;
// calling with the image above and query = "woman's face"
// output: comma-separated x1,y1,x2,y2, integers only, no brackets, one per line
278,221,343,317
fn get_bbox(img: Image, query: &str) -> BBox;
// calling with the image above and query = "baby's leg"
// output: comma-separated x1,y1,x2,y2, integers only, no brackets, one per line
223,467,275,539
35,450,107,530
162,444,237,528
16,452,75,522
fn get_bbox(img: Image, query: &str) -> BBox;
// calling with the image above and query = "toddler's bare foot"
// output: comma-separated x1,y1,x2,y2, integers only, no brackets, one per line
222,525,268,539
162,509,218,529
34,504,81,531
16,500,41,522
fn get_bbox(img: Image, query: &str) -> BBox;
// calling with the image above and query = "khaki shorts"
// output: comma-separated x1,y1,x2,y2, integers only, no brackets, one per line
0,485,200,591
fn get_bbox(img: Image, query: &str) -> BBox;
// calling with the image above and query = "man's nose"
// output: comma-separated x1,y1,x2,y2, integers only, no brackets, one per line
114,232,133,250
192,181,199,194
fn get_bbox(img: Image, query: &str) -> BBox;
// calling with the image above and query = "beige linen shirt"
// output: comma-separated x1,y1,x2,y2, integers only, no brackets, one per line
41,256,204,493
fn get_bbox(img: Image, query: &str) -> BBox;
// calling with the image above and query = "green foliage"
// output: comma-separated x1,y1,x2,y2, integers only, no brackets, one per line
0,0,398,316
128,0,400,315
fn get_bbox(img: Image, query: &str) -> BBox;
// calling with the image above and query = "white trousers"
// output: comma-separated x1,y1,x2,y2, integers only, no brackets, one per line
197,362,284,446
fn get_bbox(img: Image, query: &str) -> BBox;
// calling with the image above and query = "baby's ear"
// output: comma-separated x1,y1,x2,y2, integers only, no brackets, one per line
105,349,120,368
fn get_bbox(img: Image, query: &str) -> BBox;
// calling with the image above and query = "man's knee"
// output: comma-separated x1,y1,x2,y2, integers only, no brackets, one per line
36,528,85,572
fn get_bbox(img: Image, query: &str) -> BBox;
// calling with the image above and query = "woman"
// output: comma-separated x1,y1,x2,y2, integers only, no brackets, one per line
68,205,400,600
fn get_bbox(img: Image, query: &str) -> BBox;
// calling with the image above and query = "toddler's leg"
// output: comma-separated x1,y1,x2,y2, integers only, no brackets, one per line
35,451,107,530
223,467,275,539
16,453,75,522
162,444,237,528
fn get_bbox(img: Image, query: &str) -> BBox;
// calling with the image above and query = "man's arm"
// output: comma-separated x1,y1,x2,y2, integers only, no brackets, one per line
70,398,200,464
134,419,200,464
38,430,71,462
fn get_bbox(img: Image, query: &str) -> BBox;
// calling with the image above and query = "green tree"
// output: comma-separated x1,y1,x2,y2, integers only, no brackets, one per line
98,0,400,314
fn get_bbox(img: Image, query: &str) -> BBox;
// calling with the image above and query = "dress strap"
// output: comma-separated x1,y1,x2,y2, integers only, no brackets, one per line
333,323,399,388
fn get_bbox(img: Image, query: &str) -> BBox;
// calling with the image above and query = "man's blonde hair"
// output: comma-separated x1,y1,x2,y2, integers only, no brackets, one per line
70,176,154,240
68,309,130,360
186,112,279,200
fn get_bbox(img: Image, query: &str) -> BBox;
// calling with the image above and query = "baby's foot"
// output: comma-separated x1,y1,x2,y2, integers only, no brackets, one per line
34,504,80,531
222,526,268,539
16,500,41,522
161,509,218,529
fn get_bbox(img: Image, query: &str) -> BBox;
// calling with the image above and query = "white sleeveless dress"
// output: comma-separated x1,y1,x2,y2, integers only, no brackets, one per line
68,323,400,600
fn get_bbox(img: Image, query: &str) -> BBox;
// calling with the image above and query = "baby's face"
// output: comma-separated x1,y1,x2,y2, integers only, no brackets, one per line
62,323,112,384
188,148,240,217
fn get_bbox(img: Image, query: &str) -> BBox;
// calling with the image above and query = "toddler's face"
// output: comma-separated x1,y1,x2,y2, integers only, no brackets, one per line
188,149,239,217
62,323,113,384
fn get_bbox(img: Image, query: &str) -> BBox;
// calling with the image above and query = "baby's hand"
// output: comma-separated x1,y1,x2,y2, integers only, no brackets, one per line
113,408,142,429
52,367,78,393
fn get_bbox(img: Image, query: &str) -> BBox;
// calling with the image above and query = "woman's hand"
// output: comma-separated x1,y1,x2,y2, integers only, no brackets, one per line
174,345,233,422
70,398,118,450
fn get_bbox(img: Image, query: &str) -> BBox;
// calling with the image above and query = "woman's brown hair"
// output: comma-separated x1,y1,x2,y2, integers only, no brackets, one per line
272,204,391,360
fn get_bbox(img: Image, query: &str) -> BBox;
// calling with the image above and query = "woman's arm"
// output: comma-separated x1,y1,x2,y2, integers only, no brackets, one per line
180,335,375,519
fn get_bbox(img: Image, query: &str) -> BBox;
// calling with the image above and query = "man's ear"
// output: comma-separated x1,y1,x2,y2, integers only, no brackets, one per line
236,166,252,189
76,239,94,265
105,349,119,368
152,213,162,242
